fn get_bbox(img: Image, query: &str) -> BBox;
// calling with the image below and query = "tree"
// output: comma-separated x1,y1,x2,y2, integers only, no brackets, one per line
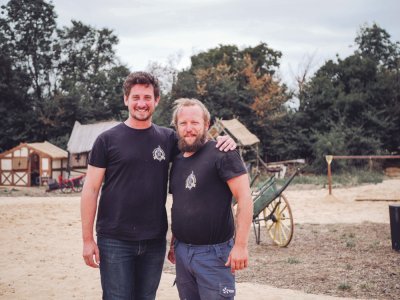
164,43,290,158
0,0,57,105
283,24,400,172
146,52,182,94
56,20,130,122
0,0,131,150
0,50,36,152
355,23,400,69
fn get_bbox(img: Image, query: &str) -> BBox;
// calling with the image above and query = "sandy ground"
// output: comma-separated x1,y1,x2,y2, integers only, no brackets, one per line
0,179,399,299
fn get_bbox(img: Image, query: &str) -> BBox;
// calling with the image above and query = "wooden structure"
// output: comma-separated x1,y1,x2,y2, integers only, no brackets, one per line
67,120,119,175
208,118,305,178
0,141,68,186
208,118,263,172
208,118,260,147
325,155,400,195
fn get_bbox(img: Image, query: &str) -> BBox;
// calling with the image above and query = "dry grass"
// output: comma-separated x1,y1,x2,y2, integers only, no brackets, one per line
164,222,400,299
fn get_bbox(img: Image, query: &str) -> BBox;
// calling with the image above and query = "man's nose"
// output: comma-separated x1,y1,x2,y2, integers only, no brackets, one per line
136,99,147,107
185,124,194,132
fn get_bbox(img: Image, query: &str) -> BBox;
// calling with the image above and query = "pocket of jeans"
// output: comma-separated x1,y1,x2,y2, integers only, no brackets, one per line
215,242,233,264
219,283,235,298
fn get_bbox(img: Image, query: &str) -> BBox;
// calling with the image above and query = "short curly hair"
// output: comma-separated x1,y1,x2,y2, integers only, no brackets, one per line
123,71,160,98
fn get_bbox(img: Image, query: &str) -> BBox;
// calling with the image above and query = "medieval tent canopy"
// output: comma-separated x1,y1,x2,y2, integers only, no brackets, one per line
0,141,68,187
208,118,260,147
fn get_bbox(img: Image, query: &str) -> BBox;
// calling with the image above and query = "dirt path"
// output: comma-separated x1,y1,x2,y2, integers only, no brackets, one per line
0,179,399,299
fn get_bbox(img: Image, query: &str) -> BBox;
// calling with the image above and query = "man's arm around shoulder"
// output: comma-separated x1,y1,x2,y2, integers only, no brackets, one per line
81,165,105,268
225,173,253,273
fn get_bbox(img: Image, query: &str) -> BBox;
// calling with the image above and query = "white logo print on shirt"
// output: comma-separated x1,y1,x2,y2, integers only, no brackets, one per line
152,146,166,161
185,171,196,190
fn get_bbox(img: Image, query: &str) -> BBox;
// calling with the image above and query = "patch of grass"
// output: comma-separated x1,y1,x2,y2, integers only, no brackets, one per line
345,264,353,270
341,232,356,248
346,240,356,248
332,169,384,186
341,232,355,239
0,188,19,194
271,168,384,188
289,175,327,185
355,169,384,184
338,282,352,291
360,283,371,291
369,240,380,248
286,257,301,264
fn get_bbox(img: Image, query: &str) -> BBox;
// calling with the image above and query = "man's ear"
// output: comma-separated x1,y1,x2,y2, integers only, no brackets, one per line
155,96,160,107
205,121,210,131
124,95,128,106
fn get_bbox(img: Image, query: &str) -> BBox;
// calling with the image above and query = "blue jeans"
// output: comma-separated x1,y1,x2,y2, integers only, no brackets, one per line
174,239,235,300
97,237,166,300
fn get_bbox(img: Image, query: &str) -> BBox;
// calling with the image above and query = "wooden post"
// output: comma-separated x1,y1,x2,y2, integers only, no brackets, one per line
325,155,333,195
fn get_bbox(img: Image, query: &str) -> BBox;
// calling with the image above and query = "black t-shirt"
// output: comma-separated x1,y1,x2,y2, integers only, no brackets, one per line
170,140,247,245
89,123,179,241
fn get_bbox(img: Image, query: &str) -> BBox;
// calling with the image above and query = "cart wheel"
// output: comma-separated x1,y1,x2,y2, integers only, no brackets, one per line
263,193,294,247
61,182,72,194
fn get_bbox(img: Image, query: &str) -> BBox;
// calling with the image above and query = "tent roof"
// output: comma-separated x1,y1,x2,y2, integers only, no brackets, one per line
218,119,260,146
67,120,120,153
27,141,68,159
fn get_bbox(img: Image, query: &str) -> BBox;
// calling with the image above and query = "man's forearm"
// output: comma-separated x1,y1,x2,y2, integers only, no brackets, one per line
227,174,253,246
81,187,99,242
234,196,253,246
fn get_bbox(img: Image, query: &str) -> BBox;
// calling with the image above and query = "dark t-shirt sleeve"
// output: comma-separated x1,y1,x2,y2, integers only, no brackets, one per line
216,150,247,182
88,135,107,168
170,131,180,160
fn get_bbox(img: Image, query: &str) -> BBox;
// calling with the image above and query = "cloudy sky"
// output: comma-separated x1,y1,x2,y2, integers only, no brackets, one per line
50,0,399,87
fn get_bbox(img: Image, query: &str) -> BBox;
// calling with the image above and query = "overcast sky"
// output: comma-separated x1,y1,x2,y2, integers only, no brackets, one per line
32,0,400,87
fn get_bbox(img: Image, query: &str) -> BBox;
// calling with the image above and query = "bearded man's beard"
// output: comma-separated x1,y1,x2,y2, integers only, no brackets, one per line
178,132,207,153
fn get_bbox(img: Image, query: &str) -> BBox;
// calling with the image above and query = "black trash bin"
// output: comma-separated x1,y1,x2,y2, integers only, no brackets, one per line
389,204,400,251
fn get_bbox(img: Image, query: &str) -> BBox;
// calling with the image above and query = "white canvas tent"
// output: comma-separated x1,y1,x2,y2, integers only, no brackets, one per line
67,120,120,173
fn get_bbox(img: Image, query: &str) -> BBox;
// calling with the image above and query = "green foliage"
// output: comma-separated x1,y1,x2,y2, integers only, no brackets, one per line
0,51,36,152
166,24,399,171
286,257,301,264
1,1,399,173
281,23,400,172
55,20,130,122
166,43,290,155
0,0,57,104
0,0,129,151
356,23,400,68
338,282,352,291
273,168,383,187
311,127,347,172
326,169,383,186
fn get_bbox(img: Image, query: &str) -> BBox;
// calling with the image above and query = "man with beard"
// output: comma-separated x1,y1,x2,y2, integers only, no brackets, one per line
81,72,236,300
168,98,253,300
